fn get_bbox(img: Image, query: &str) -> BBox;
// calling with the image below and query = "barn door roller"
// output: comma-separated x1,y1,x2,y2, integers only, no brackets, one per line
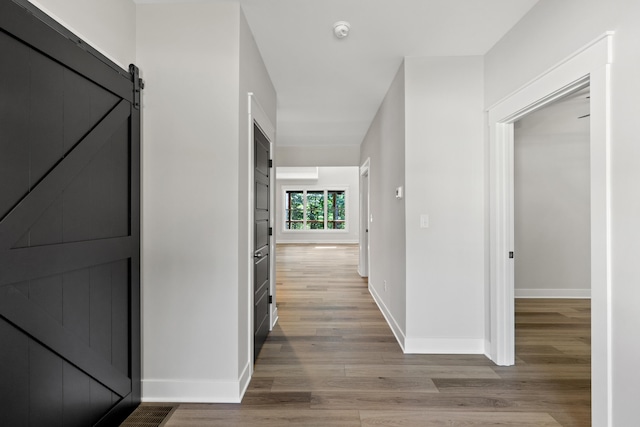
129,64,144,110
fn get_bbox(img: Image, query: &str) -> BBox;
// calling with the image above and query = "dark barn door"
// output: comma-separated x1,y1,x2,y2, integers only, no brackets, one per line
0,1,141,426
253,124,271,361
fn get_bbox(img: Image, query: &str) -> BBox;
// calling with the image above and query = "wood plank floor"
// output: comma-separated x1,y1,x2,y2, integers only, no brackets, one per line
160,244,591,426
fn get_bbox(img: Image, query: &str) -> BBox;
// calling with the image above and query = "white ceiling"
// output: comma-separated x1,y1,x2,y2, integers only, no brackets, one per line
238,0,539,147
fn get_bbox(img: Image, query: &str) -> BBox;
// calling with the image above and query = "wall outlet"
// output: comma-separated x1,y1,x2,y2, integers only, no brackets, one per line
383,280,387,291
395,186,403,199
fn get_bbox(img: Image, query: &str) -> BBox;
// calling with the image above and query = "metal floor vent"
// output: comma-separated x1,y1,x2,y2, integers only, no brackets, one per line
120,405,175,427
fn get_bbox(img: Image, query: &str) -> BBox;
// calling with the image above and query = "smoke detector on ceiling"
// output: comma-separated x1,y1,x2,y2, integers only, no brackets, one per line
333,21,351,39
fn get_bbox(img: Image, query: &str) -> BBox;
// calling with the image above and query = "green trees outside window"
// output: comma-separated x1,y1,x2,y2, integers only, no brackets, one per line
284,191,304,229
284,189,346,230
327,191,346,229
306,191,325,229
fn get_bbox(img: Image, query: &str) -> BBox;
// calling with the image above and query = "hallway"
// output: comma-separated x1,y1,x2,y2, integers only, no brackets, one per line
160,244,590,426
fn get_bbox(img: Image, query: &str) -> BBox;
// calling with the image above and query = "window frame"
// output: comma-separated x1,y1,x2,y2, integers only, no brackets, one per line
282,186,349,233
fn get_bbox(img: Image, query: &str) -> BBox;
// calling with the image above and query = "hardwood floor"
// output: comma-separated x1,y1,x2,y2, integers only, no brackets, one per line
161,244,591,426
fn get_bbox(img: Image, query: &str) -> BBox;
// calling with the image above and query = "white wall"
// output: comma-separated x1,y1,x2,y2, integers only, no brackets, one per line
360,63,407,341
485,1,640,424
404,56,485,353
276,167,359,244
277,145,360,167
137,2,243,402
484,1,617,108
28,0,136,69
514,90,590,298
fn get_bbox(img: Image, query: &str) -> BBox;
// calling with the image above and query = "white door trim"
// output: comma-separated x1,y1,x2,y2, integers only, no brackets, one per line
359,158,370,278
486,33,613,426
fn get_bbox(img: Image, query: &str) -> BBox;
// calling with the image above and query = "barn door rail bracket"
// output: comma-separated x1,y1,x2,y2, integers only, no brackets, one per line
129,64,144,110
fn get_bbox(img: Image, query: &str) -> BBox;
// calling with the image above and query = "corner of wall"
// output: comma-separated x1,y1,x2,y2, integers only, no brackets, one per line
368,283,405,351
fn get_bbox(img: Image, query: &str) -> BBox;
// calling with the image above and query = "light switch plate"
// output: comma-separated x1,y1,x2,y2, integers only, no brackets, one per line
420,214,429,228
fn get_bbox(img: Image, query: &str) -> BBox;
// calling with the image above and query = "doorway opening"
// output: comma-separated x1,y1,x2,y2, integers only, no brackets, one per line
247,93,276,373
487,33,612,425
512,88,592,424
514,87,591,300
253,123,271,362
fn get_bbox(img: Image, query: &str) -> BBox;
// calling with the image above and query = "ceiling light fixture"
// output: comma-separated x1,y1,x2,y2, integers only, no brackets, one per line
333,21,350,39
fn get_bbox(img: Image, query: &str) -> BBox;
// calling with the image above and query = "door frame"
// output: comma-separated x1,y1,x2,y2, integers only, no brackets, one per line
359,158,370,277
247,93,276,374
486,33,613,426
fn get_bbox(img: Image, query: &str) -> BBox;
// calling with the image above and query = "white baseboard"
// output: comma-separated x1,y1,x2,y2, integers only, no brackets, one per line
368,283,406,351
483,339,492,362
515,288,591,298
404,337,485,354
276,240,359,245
142,377,244,403
238,362,251,400
270,307,279,330
368,283,484,355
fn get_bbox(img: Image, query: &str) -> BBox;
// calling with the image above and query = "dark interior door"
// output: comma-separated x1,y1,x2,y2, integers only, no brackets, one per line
253,123,271,361
0,1,140,425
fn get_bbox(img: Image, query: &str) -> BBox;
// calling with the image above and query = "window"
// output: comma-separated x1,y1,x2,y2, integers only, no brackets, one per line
284,189,347,231
306,191,325,229
327,190,346,229
285,191,304,229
